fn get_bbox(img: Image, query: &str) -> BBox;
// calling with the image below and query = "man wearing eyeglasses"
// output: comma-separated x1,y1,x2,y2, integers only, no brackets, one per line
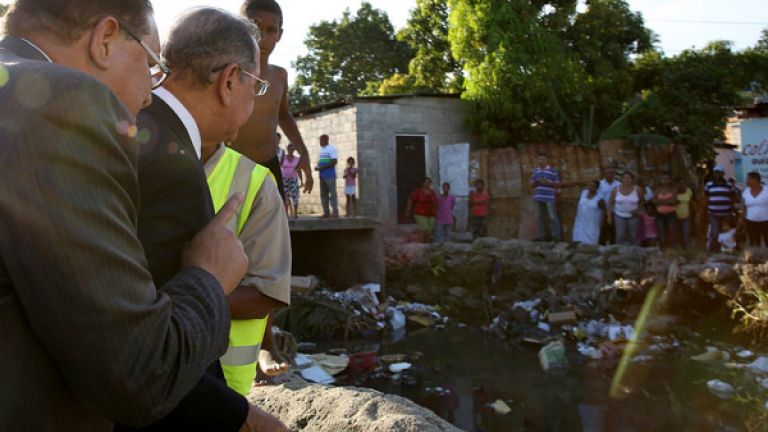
0,1,251,431
124,7,287,432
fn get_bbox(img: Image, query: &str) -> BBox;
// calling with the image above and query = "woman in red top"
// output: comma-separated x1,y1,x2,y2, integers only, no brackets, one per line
405,177,439,242
470,179,490,239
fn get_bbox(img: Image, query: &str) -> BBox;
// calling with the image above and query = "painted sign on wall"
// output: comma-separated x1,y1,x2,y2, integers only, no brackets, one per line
741,118,768,180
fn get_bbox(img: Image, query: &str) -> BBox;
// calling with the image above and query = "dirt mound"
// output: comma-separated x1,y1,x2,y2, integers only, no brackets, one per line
247,376,461,432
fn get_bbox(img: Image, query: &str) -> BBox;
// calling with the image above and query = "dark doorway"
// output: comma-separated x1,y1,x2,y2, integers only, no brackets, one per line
396,135,426,224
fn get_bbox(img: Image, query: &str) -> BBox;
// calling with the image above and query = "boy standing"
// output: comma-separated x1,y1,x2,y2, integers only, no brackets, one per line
469,179,490,239
233,0,313,197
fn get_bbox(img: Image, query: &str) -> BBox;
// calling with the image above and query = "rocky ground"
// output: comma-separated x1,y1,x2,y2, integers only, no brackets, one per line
247,375,460,432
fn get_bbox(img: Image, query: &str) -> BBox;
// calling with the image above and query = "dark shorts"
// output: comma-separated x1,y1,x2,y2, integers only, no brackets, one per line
261,155,285,201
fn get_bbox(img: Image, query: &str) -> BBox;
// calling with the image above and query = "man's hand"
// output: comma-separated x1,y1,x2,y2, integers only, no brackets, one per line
181,193,248,295
239,405,288,432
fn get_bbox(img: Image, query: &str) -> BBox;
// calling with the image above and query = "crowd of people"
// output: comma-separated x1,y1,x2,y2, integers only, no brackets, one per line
568,164,768,252
405,177,489,243
404,150,768,252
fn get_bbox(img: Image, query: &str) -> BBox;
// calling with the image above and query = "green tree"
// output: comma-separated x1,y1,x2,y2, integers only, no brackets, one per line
289,2,413,110
630,42,745,161
448,0,652,148
0,3,8,17
377,0,462,95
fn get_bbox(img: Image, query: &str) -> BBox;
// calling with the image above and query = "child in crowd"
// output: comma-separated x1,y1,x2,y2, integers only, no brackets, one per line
343,157,358,217
280,143,302,218
469,179,490,239
435,182,456,243
639,203,658,247
718,220,738,252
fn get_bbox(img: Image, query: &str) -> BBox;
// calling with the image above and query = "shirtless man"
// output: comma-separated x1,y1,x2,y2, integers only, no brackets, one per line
231,0,310,382
233,0,313,200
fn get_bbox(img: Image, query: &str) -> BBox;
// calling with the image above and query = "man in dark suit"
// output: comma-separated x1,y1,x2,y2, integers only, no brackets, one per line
122,8,287,432
0,1,249,431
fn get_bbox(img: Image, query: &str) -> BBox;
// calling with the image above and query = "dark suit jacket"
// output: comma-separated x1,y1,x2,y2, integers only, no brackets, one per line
116,95,248,431
0,36,231,431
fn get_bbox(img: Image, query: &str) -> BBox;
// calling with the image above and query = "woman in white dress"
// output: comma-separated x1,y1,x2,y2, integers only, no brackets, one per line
573,180,605,245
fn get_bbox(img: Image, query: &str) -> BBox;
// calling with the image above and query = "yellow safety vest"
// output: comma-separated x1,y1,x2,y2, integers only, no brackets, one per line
207,146,273,396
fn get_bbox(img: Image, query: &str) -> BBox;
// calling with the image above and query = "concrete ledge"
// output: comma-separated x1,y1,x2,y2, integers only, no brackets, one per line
289,216,379,232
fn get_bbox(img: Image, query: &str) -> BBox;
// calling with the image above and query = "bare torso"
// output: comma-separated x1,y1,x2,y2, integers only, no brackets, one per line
231,64,286,163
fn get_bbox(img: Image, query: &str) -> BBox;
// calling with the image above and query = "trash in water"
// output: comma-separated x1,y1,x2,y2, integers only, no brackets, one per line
607,324,635,341
388,362,412,373
691,347,730,362
512,298,541,312
707,379,735,399
347,351,378,372
387,307,406,330
748,357,768,374
737,350,755,359
380,354,407,365
577,342,603,360
300,365,336,384
549,310,577,325
537,322,551,333
490,399,512,415
539,341,568,371
307,353,349,376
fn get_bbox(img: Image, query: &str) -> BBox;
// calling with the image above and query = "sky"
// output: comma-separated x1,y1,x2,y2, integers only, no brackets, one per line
4,1,766,82
151,0,767,84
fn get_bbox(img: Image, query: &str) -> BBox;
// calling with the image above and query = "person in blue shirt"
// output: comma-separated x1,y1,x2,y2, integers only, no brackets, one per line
530,153,562,241
315,134,339,217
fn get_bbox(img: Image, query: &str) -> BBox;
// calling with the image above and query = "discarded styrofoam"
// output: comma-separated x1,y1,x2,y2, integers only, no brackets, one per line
737,350,755,359
707,379,735,399
537,322,551,332
388,362,412,373
300,365,336,384
490,399,511,415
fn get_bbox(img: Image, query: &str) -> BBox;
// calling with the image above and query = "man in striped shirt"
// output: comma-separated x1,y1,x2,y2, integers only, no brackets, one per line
531,153,562,241
705,165,737,252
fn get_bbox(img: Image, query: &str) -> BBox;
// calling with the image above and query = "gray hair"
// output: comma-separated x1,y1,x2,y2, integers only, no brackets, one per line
163,7,260,87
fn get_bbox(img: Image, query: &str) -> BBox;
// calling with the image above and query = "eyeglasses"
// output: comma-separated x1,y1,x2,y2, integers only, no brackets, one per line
120,24,171,90
238,68,270,97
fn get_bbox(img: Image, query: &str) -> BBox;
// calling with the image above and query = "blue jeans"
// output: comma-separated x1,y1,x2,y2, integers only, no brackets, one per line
320,177,338,216
535,200,561,241
614,215,638,245
434,223,452,243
